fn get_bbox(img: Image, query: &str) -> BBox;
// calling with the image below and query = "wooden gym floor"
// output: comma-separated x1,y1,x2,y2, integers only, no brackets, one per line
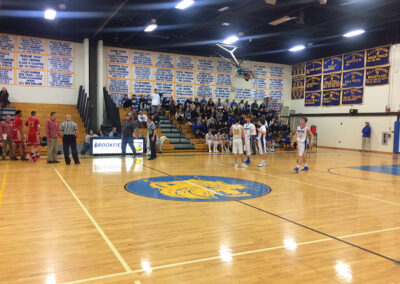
1,149,400,283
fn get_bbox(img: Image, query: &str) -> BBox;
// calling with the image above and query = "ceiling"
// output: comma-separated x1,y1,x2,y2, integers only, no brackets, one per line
1,0,400,64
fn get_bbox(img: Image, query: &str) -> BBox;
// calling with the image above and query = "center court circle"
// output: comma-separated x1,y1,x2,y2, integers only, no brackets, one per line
124,175,271,202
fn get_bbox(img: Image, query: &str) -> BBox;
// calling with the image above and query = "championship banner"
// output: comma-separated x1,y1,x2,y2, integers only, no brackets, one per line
291,88,304,100
323,73,341,90
305,92,321,107
292,63,305,76
342,70,364,88
342,88,363,105
323,56,342,73
292,76,305,88
365,66,390,86
343,51,365,70
306,60,322,75
366,46,390,67
305,75,321,92
322,90,340,106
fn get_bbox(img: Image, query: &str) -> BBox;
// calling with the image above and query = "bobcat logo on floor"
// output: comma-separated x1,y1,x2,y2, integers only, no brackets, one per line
125,175,271,202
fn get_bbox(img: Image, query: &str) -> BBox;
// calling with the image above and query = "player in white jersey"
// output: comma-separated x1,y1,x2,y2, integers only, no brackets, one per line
205,129,214,153
243,116,256,164
213,131,223,152
256,118,267,167
291,117,314,172
230,116,247,168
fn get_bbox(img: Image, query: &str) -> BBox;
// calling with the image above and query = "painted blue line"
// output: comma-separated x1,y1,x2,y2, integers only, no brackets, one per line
351,165,400,176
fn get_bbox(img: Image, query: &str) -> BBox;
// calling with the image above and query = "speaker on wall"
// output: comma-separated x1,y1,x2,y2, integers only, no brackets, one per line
350,109,358,116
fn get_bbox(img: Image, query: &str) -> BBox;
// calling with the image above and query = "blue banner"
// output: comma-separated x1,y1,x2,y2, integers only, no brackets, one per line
323,73,341,90
322,90,340,106
342,70,364,88
306,60,322,75
343,51,365,70
292,63,305,76
305,92,321,107
305,75,321,91
292,76,305,88
342,88,363,105
366,46,390,67
291,88,304,100
365,66,390,86
323,56,342,73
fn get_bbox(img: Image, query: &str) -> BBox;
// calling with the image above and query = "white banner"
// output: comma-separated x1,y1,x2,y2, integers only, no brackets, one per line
176,84,194,96
252,89,267,100
0,51,14,68
236,88,252,99
18,37,46,54
0,68,14,84
132,80,153,94
155,68,174,82
92,138,144,154
196,72,214,85
107,48,129,64
196,58,214,71
176,56,195,70
175,70,194,83
132,51,153,66
48,40,74,57
132,66,153,80
0,34,15,51
107,64,130,79
17,70,45,86
216,60,233,73
215,87,231,98
48,72,74,88
155,54,174,68
216,73,232,86
18,54,45,70
269,90,283,101
48,56,73,72
196,85,213,97
155,82,174,96
269,78,283,90
108,79,130,93
252,78,267,89
269,66,283,78
252,65,267,77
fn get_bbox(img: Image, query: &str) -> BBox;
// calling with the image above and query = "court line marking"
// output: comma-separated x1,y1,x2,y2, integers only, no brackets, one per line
134,281,142,284
240,164,400,207
60,225,400,284
53,166,132,272
0,162,9,206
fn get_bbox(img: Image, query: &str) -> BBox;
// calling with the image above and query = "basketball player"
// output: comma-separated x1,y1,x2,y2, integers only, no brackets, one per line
25,111,41,161
256,118,267,167
12,110,28,161
230,116,247,168
222,132,230,152
243,116,256,164
205,129,214,153
291,117,314,172
213,130,223,153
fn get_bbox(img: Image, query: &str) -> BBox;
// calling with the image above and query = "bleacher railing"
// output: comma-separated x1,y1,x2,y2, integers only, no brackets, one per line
76,85,93,133
103,88,121,132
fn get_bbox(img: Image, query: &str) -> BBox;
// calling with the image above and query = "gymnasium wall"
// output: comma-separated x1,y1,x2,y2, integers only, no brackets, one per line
287,44,400,152
0,33,84,105
102,46,291,110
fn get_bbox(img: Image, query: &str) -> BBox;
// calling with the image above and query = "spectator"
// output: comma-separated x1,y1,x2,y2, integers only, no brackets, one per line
46,112,60,163
223,99,230,108
217,98,222,107
98,129,105,137
138,95,147,111
109,126,119,137
121,115,137,157
205,129,214,153
60,114,80,165
193,118,206,138
138,111,147,128
175,108,184,123
362,122,371,152
184,108,192,125
131,94,138,110
208,98,215,108
200,96,207,105
81,129,97,155
1,115,13,160
265,131,275,152
1,87,10,108
150,88,161,114
281,132,291,150
251,101,258,115
230,100,238,111
169,99,177,117
213,130,223,152
121,94,131,108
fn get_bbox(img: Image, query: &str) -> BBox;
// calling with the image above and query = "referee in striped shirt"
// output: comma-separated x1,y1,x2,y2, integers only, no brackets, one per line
60,114,80,165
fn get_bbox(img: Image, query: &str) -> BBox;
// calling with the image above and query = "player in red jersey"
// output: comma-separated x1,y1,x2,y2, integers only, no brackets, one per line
25,111,41,161
12,110,28,161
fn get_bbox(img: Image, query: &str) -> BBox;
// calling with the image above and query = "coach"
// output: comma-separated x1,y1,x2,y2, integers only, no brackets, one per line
60,114,80,165
121,114,137,157
46,112,60,163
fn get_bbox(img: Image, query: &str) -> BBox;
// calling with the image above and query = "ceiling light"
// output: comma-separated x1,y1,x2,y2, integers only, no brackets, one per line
145,19,157,32
222,22,230,26
265,0,277,5
175,0,194,10
343,29,365,38
269,16,293,26
218,6,230,12
289,45,305,52
223,35,239,45
44,9,57,20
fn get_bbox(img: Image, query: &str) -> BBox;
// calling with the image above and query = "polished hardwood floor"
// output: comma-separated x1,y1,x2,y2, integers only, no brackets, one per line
1,149,400,283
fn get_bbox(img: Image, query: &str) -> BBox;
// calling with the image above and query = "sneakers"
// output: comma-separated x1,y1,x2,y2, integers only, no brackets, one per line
294,167,299,173
301,166,309,171
27,153,33,161
235,163,238,168
241,162,248,168
209,150,212,153
258,162,266,167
